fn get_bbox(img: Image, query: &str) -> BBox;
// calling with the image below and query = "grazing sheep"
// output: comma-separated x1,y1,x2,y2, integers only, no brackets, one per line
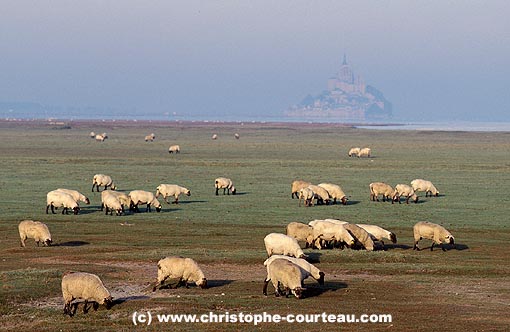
308,220,355,249
411,179,440,197
62,271,113,317
343,223,376,251
291,180,311,199
262,258,306,299
100,190,131,212
215,177,236,195
394,184,419,204
298,187,315,207
369,182,396,203
145,133,155,142
358,147,371,158
168,145,180,153
56,188,90,205
264,255,325,286
264,233,307,259
153,256,207,291
348,147,360,157
129,190,162,212
211,134,218,140
356,224,397,246
318,183,347,205
413,221,455,251
92,174,116,192
95,133,108,142
155,184,191,204
101,191,123,216
307,184,331,205
89,131,96,138
286,222,322,248
46,190,80,215
18,220,52,247
234,133,240,139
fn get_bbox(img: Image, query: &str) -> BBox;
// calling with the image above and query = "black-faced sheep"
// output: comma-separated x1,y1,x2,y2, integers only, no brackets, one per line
348,147,360,157
307,184,331,205
168,145,180,153
101,191,123,216
155,184,191,204
145,133,155,142
18,220,52,247
291,180,311,199
394,184,418,204
343,223,376,251
262,258,306,299
153,256,207,290
92,174,116,192
413,221,455,251
128,190,162,212
286,222,322,248
62,271,113,317
264,233,307,259
215,177,236,195
369,182,396,203
356,224,397,247
358,147,371,158
298,187,314,207
56,188,90,205
46,190,80,215
411,179,440,197
264,255,325,286
318,183,347,205
308,220,354,249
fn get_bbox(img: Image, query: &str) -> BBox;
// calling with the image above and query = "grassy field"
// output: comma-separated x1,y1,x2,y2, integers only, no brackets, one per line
0,119,509,331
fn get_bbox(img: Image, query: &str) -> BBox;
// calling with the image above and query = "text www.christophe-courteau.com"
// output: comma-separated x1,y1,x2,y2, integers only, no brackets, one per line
132,311,393,326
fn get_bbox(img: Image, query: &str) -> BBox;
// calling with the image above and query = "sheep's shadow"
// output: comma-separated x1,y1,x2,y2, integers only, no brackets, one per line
343,200,361,206
416,243,468,251
305,281,348,298
167,200,208,205
305,252,322,263
55,241,90,247
206,279,234,288
382,243,413,250
113,295,150,305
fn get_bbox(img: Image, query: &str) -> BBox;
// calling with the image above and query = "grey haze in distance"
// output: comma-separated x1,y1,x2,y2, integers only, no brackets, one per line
1,1,509,122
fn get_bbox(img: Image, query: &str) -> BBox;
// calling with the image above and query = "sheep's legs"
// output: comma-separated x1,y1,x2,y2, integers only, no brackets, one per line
430,242,435,251
262,278,270,295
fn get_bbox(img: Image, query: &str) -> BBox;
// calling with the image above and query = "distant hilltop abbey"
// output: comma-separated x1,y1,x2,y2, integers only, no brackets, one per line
285,55,392,121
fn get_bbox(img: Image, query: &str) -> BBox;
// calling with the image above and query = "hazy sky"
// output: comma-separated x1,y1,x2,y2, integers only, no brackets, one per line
1,0,509,121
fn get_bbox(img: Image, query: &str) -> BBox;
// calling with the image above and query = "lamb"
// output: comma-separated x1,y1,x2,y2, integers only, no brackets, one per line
18,220,52,247
307,184,331,205
128,190,162,212
358,147,371,158
145,133,155,142
286,222,322,248
262,258,306,299
308,220,355,249
298,187,314,207
61,271,113,317
318,183,347,205
168,144,180,153
215,177,236,195
348,147,360,157
356,224,397,246
413,221,455,251
46,190,80,215
153,256,207,291
394,184,419,204
56,188,90,205
411,179,440,197
291,180,311,199
101,191,123,216
100,190,131,212
95,133,107,142
264,233,307,259
369,182,397,203
264,255,325,286
343,223,376,251
92,174,116,192
155,184,191,204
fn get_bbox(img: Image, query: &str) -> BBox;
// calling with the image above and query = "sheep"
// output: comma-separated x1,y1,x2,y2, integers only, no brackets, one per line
168,144,180,153
129,190,162,212
413,221,455,251
358,147,371,158
308,220,355,249
46,190,80,215
89,131,96,138
234,133,240,139
92,174,116,192
95,133,107,142
291,180,311,199
343,223,376,251
61,271,113,317
356,224,397,247
369,182,397,203
318,183,347,205
153,256,207,291
155,184,191,204
262,258,306,299
348,147,360,157
298,187,314,207
264,233,307,259
56,188,90,205
101,191,123,216
394,184,419,204
286,222,322,248
215,177,236,195
145,133,155,142
100,190,131,212
411,179,440,197
264,255,325,286
307,184,331,205
211,134,218,140
18,220,52,247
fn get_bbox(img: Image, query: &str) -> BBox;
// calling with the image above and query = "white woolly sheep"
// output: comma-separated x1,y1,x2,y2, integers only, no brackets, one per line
263,258,306,299
413,221,455,251
343,223,376,251
156,184,191,204
153,256,207,291
356,224,397,246
307,184,331,205
318,183,347,205
101,191,123,216
234,133,240,139
46,190,80,215
348,147,361,157
298,187,314,207
145,133,155,142
286,222,322,248
89,131,96,138
211,134,218,140
62,271,113,317
308,220,355,249
264,233,307,259
95,133,107,142
100,190,131,212
92,174,116,192
215,177,236,195
168,144,180,153
411,179,440,197
18,220,52,247
358,147,371,158
369,182,397,203
56,188,90,205
394,184,419,204
129,190,162,212
264,255,325,286
291,180,311,199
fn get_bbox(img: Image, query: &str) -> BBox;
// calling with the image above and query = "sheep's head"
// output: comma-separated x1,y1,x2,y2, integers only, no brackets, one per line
341,197,348,205
446,235,455,245
231,187,236,195
85,197,91,205
318,272,325,285
198,278,208,289
156,206,162,212
292,287,304,299
110,184,117,190
185,190,191,196
413,196,419,203
103,296,113,309
44,238,52,246
390,233,397,244
72,207,80,215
